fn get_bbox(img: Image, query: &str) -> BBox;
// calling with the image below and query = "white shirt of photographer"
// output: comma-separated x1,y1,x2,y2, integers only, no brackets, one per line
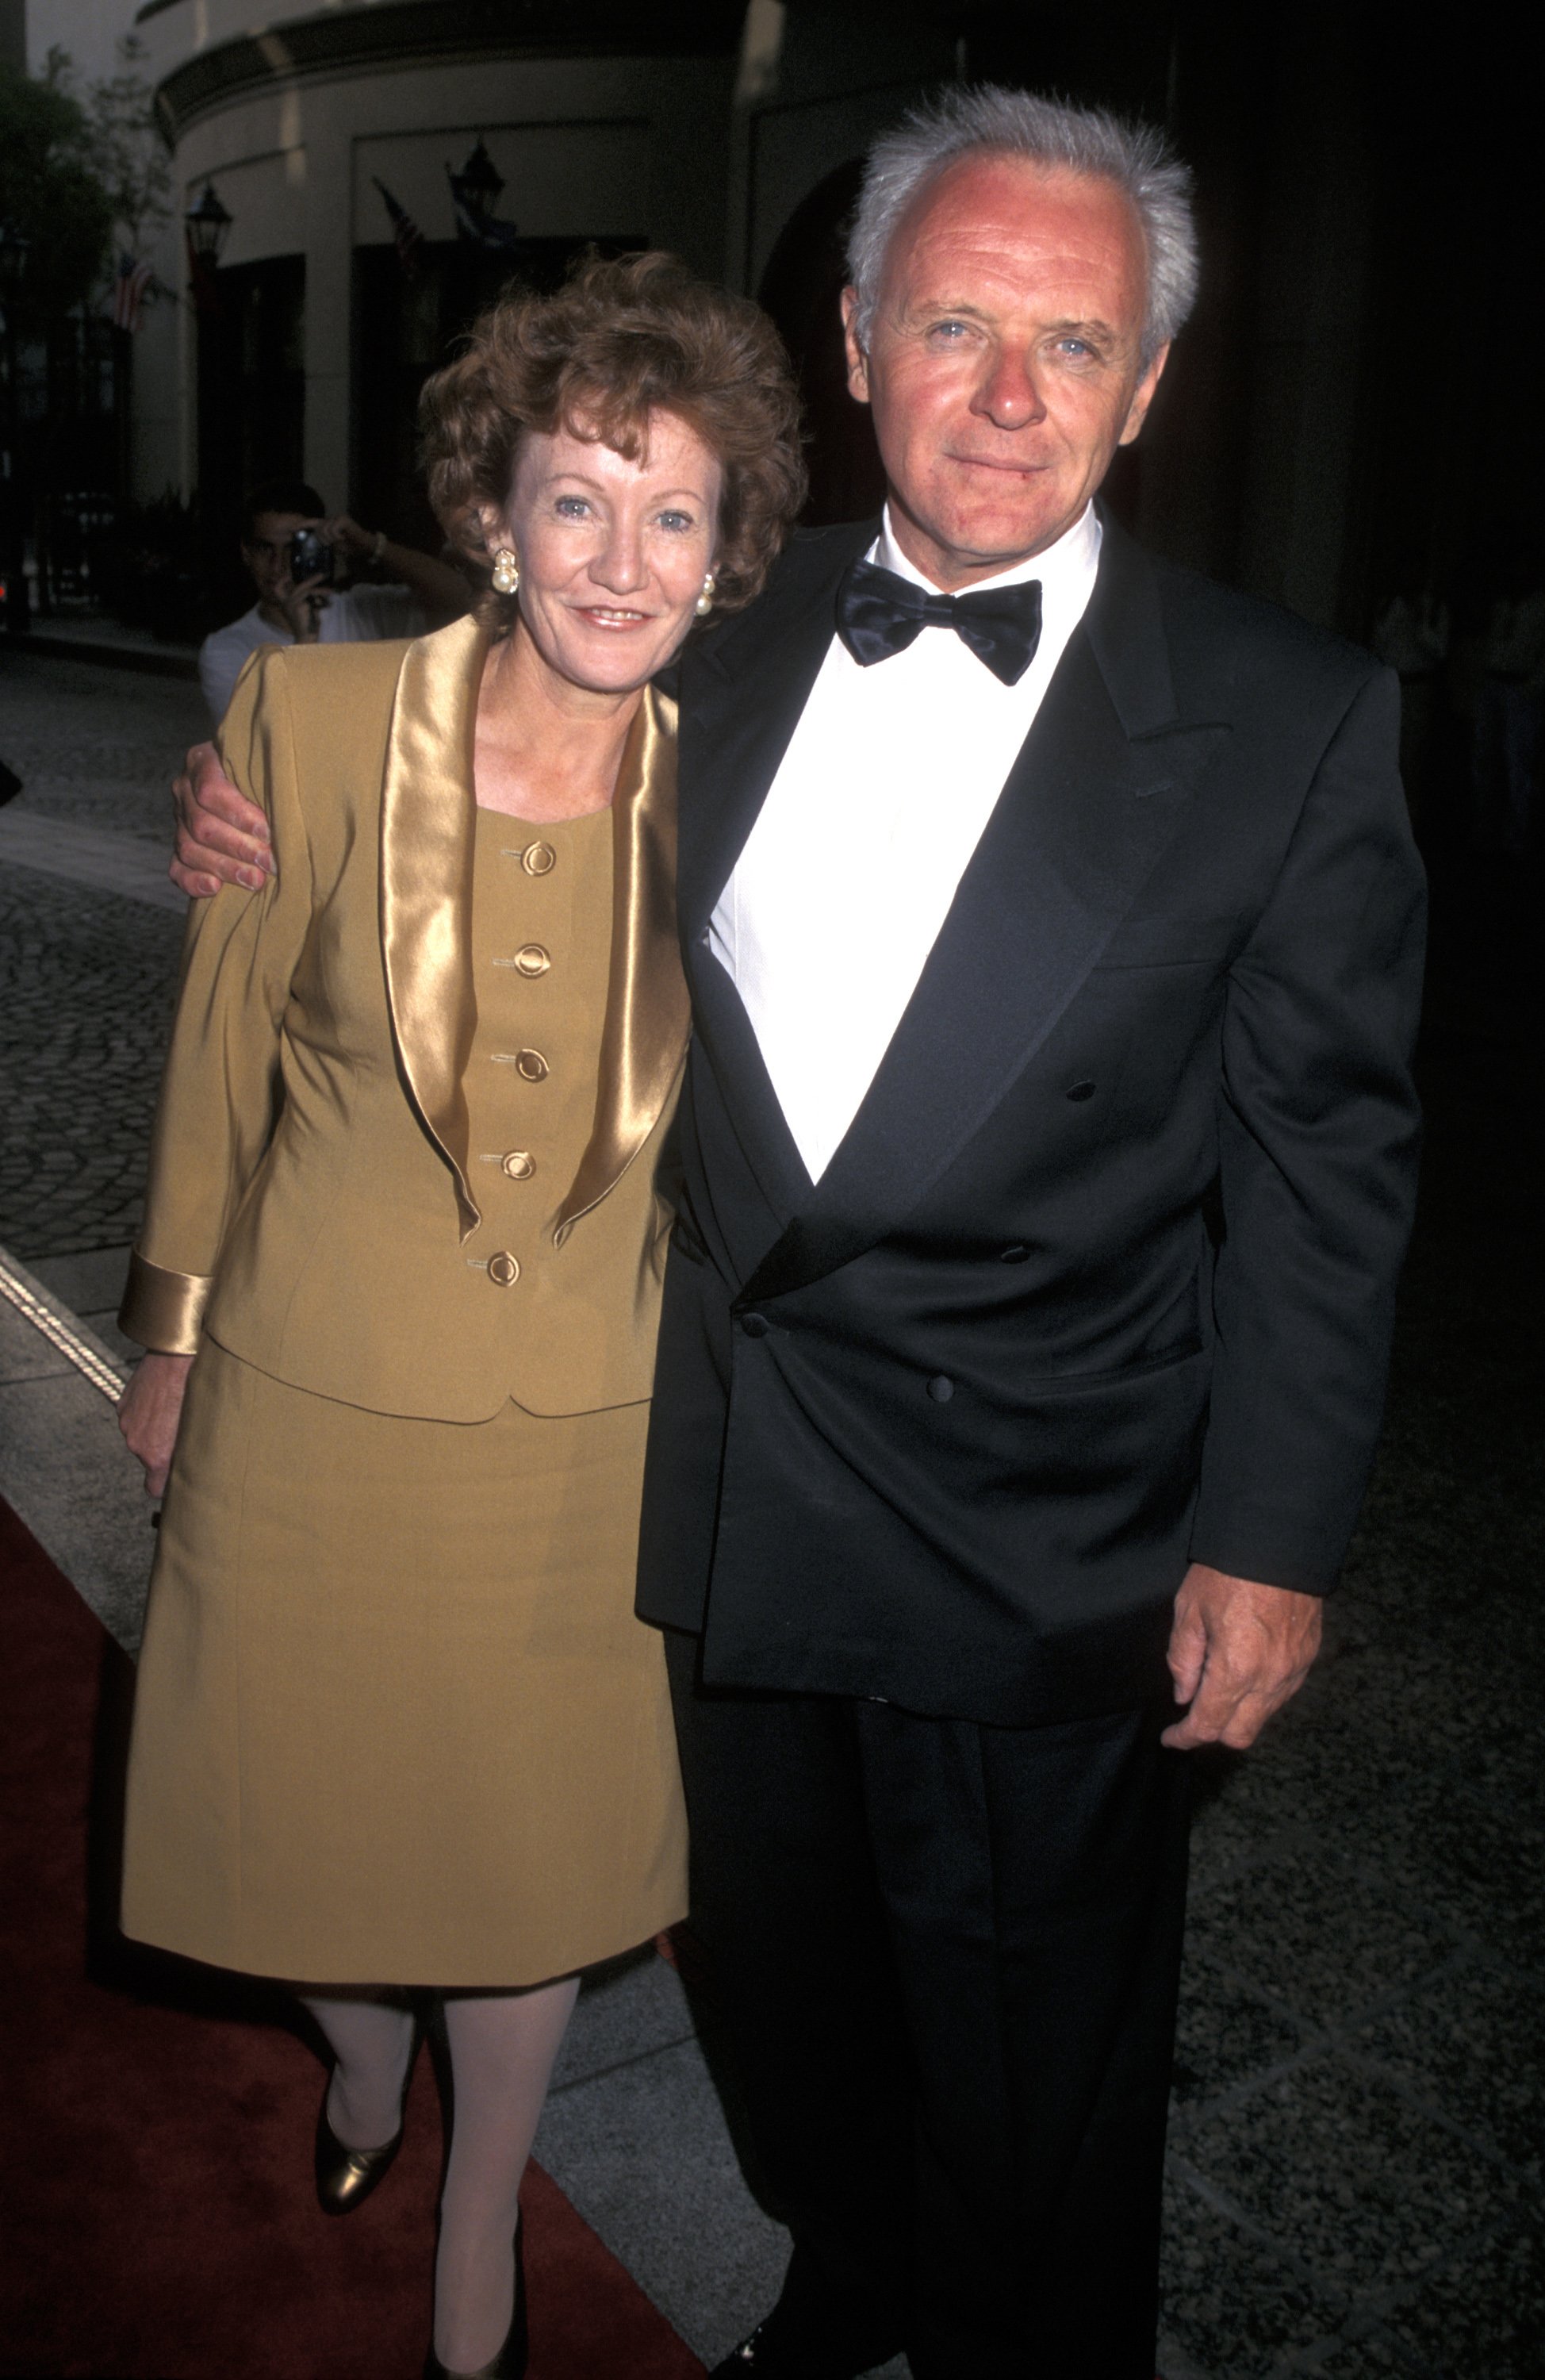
197,585,429,727
709,499,1102,1184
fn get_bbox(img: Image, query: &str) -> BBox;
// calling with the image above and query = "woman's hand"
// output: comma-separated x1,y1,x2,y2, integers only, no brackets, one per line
118,1353,194,1496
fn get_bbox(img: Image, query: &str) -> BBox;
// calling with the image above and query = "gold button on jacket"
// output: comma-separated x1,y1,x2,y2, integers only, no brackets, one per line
114,619,692,1990
119,620,689,1422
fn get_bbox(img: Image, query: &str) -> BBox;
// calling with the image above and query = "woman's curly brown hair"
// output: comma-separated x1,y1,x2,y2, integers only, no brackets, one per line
420,250,807,632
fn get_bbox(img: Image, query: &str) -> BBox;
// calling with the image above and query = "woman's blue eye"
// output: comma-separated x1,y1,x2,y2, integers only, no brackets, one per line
555,496,590,518
658,511,693,533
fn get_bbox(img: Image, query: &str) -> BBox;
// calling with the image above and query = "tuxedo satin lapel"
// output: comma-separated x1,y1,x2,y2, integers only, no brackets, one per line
740,616,1230,1307
554,686,691,1241
379,614,485,1240
677,521,874,942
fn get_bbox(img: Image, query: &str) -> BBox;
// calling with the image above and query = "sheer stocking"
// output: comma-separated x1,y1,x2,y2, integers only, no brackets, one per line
302,1992,416,2152
433,1979,581,2371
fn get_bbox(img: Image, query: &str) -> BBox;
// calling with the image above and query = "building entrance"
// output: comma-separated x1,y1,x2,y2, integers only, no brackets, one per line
351,236,646,554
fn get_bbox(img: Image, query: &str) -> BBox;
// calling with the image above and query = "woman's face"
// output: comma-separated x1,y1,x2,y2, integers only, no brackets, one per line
487,409,723,694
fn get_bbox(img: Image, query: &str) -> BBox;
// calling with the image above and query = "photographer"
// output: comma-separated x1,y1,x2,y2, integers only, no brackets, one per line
197,480,470,724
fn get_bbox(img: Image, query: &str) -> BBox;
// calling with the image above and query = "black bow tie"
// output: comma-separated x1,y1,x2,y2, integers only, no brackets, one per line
835,557,1044,686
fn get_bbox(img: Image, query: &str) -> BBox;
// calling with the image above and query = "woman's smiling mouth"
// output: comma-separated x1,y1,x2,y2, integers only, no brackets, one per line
574,605,654,628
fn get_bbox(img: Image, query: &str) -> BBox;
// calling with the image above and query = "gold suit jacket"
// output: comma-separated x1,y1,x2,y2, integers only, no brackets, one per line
120,616,690,1420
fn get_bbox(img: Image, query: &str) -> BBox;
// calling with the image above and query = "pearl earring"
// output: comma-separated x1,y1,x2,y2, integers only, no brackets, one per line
491,547,519,596
696,572,716,617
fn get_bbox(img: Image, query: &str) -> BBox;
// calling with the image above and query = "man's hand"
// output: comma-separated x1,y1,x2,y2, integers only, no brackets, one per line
275,570,329,643
118,1352,194,1498
323,509,470,618
321,512,375,567
170,742,273,898
1162,1563,1323,1750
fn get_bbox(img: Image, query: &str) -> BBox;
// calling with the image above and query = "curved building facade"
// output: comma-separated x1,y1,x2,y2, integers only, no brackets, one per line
121,0,954,539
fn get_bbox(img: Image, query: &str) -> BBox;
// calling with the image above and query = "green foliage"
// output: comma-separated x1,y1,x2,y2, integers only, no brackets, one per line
0,57,115,336
68,37,173,255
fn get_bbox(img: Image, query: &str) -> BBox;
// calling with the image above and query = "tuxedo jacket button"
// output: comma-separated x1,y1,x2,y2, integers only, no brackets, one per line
1066,1079,1097,1101
926,1373,953,1403
741,1312,770,1338
999,1243,1029,1264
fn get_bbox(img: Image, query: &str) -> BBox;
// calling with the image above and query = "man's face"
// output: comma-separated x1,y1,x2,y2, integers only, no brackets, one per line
242,510,315,605
843,153,1168,589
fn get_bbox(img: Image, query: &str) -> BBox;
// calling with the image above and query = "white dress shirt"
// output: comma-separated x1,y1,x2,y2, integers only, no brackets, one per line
709,501,1102,1182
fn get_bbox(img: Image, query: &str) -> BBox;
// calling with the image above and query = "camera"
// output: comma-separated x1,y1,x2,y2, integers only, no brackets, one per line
288,525,335,585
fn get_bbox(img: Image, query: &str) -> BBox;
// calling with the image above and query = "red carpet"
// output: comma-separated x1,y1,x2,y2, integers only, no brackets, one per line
0,1495,704,2380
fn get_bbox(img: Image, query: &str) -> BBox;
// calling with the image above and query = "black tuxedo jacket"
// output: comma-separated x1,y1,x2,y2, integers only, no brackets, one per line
637,513,1424,1727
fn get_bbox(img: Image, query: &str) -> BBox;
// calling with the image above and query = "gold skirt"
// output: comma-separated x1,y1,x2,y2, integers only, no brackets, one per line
121,1342,687,1987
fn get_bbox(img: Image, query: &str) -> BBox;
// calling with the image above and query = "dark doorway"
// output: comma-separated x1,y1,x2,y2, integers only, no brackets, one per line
757,159,885,528
351,236,647,551
196,255,306,610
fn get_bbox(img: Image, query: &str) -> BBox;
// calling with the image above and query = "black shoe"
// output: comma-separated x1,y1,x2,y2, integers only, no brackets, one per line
424,2220,527,2380
707,2312,900,2378
313,2090,403,2216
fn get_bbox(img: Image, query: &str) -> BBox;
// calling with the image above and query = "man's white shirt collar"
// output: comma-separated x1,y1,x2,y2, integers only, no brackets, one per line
871,497,1102,607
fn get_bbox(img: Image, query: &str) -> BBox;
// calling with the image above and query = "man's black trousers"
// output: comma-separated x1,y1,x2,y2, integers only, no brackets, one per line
665,1632,1190,2380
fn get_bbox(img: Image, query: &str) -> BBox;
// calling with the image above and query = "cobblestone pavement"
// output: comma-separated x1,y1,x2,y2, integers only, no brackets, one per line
1,643,205,843
0,865,182,1261
1158,1021,1545,2378
2,648,1541,2378
1,651,201,1263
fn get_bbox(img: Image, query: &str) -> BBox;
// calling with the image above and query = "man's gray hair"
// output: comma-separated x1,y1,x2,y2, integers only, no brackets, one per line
847,84,1199,365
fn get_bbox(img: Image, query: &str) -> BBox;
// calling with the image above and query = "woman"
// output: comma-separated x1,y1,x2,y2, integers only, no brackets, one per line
117,251,805,2380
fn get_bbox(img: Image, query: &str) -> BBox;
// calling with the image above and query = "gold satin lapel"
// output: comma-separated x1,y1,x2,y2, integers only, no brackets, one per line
379,616,486,1239
554,685,690,1242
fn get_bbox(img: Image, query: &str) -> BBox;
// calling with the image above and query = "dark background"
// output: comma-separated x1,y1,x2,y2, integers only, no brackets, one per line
172,0,1545,881
178,2,1543,641
754,2,1543,649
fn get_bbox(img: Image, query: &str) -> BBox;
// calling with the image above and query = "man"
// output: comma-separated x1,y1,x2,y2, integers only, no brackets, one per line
198,478,468,724
170,87,1423,2380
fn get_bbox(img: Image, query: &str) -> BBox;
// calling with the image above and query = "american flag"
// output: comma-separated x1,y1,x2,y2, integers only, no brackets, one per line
110,254,154,335
373,179,426,277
